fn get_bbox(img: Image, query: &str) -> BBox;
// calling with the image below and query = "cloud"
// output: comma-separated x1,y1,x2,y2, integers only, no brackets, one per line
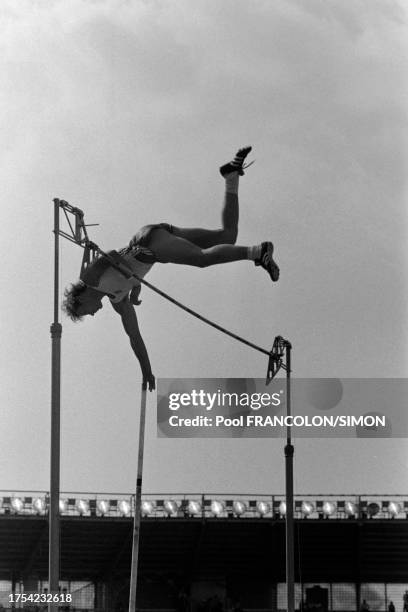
2,0,406,165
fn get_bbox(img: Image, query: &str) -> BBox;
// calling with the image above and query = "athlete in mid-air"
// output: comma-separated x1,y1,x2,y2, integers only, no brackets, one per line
62,147,280,391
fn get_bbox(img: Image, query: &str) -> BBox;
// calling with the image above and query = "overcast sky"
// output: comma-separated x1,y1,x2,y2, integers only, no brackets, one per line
1,0,407,497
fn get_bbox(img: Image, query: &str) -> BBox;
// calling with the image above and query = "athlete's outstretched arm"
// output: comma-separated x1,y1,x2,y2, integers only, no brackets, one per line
111,298,155,391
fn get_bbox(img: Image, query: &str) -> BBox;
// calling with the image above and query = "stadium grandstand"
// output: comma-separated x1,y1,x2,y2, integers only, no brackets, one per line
1,492,407,612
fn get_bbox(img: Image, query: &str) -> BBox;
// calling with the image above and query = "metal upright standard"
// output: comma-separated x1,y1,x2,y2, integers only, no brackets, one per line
49,201,62,612
49,199,98,611
52,198,293,612
284,343,294,612
267,337,294,612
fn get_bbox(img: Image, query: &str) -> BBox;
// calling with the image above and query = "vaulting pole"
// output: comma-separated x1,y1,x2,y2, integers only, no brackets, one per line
129,386,147,612
49,199,62,610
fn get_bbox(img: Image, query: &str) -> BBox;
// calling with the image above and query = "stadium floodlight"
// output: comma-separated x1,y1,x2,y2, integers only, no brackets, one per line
76,499,89,515
141,501,156,516
211,500,225,517
233,501,247,516
257,501,270,517
118,500,131,517
367,502,380,517
279,501,287,516
301,501,314,517
59,499,68,513
187,500,202,516
33,497,46,515
323,501,336,517
97,500,109,516
388,501,401,517
11,497,24,514
345,501,358,517
164,500,178,516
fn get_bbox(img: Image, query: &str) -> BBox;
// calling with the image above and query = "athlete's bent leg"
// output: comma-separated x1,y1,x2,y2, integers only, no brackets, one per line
171,148,252,248
172,186,238,248
146,148,279,281
148,229,280,281
148,229,250,267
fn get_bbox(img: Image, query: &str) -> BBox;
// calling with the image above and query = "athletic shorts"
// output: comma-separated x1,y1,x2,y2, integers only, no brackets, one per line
130,223,174,247
120,223,174,263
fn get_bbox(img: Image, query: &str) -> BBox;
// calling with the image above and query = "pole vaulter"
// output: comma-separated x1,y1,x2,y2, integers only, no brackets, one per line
50,146,294,612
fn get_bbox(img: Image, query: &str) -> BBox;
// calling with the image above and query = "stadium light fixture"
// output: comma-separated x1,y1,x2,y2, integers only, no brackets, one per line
211,500,225,517
257,501,270,517
388,501,401,517
11,497,24,514
233,501,247,516
76,499,89,515
33,497,46,515
118,500,131,517
141,501,155,516
164,500,178,516
345,501,358,517
367,502,380,518
187,500,202,516
97,500,109,516
301,501,314,517
323,501,336,517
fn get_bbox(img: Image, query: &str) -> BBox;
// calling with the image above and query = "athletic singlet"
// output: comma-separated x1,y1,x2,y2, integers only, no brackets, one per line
93,253,154,303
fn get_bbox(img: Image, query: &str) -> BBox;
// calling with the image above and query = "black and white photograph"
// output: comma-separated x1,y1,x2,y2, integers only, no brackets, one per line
1,0,407,610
